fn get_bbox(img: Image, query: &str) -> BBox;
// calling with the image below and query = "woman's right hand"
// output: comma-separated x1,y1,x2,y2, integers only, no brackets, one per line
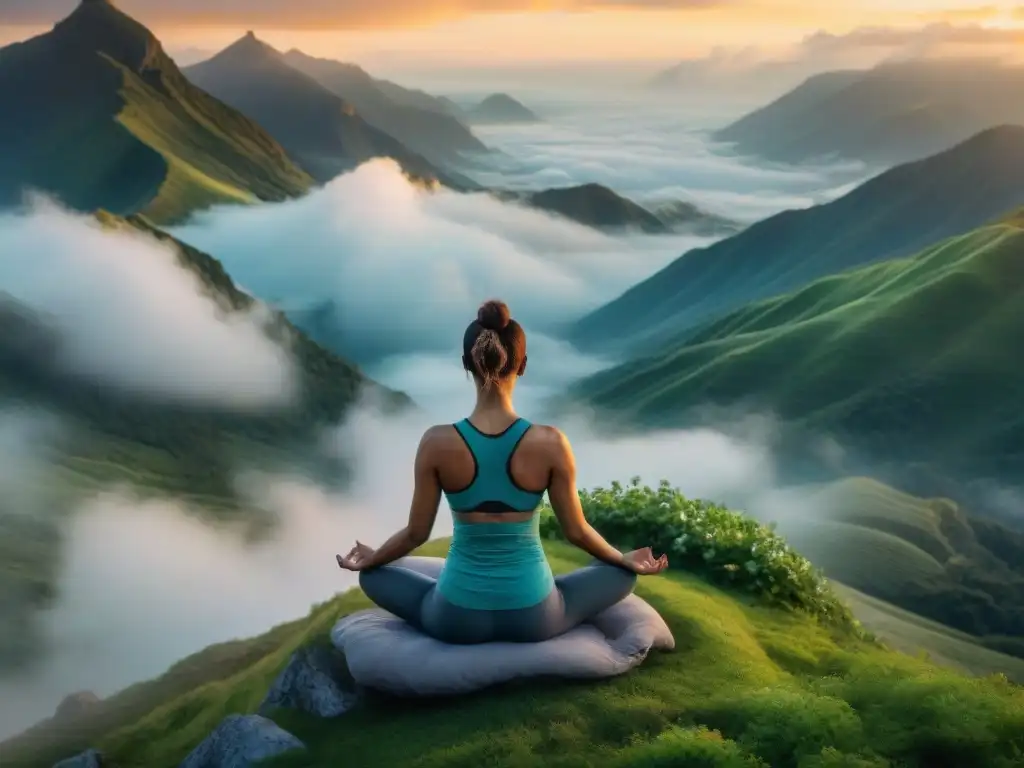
621,547,669,575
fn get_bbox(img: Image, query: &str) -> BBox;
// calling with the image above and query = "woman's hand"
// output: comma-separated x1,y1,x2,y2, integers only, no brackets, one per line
621,547,669,575
337,541,376,572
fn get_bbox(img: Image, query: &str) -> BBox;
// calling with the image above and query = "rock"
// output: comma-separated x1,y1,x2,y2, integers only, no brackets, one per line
259,645,359,718
52,748,102,768
54,691,102,721
178,715,304,768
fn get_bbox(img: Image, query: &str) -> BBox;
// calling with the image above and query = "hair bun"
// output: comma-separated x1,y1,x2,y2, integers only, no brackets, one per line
477,299,511,331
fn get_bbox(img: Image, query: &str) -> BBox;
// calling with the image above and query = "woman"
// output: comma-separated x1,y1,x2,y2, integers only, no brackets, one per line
337,299,668,645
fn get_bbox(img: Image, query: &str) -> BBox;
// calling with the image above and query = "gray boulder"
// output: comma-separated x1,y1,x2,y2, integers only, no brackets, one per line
177,714,304,768
259,645,359,718
53,748,102,768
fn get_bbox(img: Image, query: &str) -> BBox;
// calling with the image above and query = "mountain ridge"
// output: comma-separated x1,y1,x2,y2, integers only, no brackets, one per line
183,34,457,186
0,0,313,223
281,48,487,166
570,124,1024,354
715,59,1024,167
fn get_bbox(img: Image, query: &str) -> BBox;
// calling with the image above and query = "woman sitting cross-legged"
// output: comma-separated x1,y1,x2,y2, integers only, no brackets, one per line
336,298,668,645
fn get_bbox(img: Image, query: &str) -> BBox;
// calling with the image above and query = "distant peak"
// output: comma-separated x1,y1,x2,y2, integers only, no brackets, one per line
81,0,115,4
245,30,256,39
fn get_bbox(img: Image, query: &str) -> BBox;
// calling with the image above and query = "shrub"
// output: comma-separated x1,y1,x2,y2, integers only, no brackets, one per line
539,478,855,627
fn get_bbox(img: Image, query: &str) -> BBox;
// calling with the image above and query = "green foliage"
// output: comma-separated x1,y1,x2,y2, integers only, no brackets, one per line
538,479,855,628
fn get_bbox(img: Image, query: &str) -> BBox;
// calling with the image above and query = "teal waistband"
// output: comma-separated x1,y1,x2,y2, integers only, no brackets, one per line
437,516,554,610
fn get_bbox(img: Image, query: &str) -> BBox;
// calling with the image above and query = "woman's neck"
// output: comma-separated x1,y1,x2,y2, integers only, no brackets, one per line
470,386,517,426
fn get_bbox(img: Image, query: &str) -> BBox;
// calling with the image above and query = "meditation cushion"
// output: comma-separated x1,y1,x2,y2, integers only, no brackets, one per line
331,556,675,696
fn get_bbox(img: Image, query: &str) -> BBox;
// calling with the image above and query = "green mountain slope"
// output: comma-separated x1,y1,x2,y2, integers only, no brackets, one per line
281,49,487,166
5,536,1024,768
184,35,455,186
715,59,1024,167
0,0,312,224
574,217,1024,482
571,125,1024,353
780,478,1024,654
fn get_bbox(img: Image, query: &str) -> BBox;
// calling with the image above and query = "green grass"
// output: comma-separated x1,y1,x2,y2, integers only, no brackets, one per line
0,1,312,224
6,538,1024,768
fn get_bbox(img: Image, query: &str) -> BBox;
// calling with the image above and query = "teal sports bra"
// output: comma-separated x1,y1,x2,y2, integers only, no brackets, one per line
438,417,554,609
443,418,547,514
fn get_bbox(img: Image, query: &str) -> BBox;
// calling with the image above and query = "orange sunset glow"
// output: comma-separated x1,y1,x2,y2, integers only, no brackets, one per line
2,0,1024,63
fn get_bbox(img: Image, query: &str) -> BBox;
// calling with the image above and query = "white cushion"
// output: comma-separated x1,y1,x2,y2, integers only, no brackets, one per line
331,556,675,697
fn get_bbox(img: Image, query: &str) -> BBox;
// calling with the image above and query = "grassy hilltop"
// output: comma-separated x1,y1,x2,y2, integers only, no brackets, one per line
4,487,1024,768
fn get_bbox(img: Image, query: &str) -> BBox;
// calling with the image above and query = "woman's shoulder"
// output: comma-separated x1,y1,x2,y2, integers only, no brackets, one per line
523,422,569,451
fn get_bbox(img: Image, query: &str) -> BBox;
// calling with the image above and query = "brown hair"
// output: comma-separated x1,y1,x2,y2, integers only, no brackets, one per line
462,299,527,389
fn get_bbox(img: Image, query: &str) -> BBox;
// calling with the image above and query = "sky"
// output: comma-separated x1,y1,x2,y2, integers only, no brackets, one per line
2,0,1024,70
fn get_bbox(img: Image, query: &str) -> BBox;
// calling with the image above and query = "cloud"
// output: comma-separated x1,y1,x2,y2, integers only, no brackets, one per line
0,201,296,409
171,158,726,362
3,0,726,29
168,148,865,365
799,21,1024,55
654,20,1024,98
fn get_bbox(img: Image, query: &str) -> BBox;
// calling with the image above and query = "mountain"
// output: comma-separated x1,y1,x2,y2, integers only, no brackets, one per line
494,183,739,235
498,183,666,233
0,0,313,224
573,214,1024,490
570,125,1024,354
467,93,540,124
7,535,1024,767
715,59,1024,167
281,49,487,165
781,478,1024,657
649,200,744,237
184,34,454,185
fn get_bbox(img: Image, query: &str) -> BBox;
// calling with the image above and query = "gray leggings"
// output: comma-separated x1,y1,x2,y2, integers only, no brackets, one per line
359,556,638,644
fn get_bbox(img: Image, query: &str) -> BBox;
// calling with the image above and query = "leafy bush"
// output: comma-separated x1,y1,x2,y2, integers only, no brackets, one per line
539,478,855,627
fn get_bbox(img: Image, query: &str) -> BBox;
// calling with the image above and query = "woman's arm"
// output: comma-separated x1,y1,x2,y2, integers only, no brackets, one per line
361,427,442,570
546,428,629,569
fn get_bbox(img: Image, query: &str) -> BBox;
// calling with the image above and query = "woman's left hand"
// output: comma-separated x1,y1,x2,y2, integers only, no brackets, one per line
337,541,376,571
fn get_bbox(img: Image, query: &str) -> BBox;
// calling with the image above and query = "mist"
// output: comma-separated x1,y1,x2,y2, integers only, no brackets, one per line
0,201,296,409
172,158,716,362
